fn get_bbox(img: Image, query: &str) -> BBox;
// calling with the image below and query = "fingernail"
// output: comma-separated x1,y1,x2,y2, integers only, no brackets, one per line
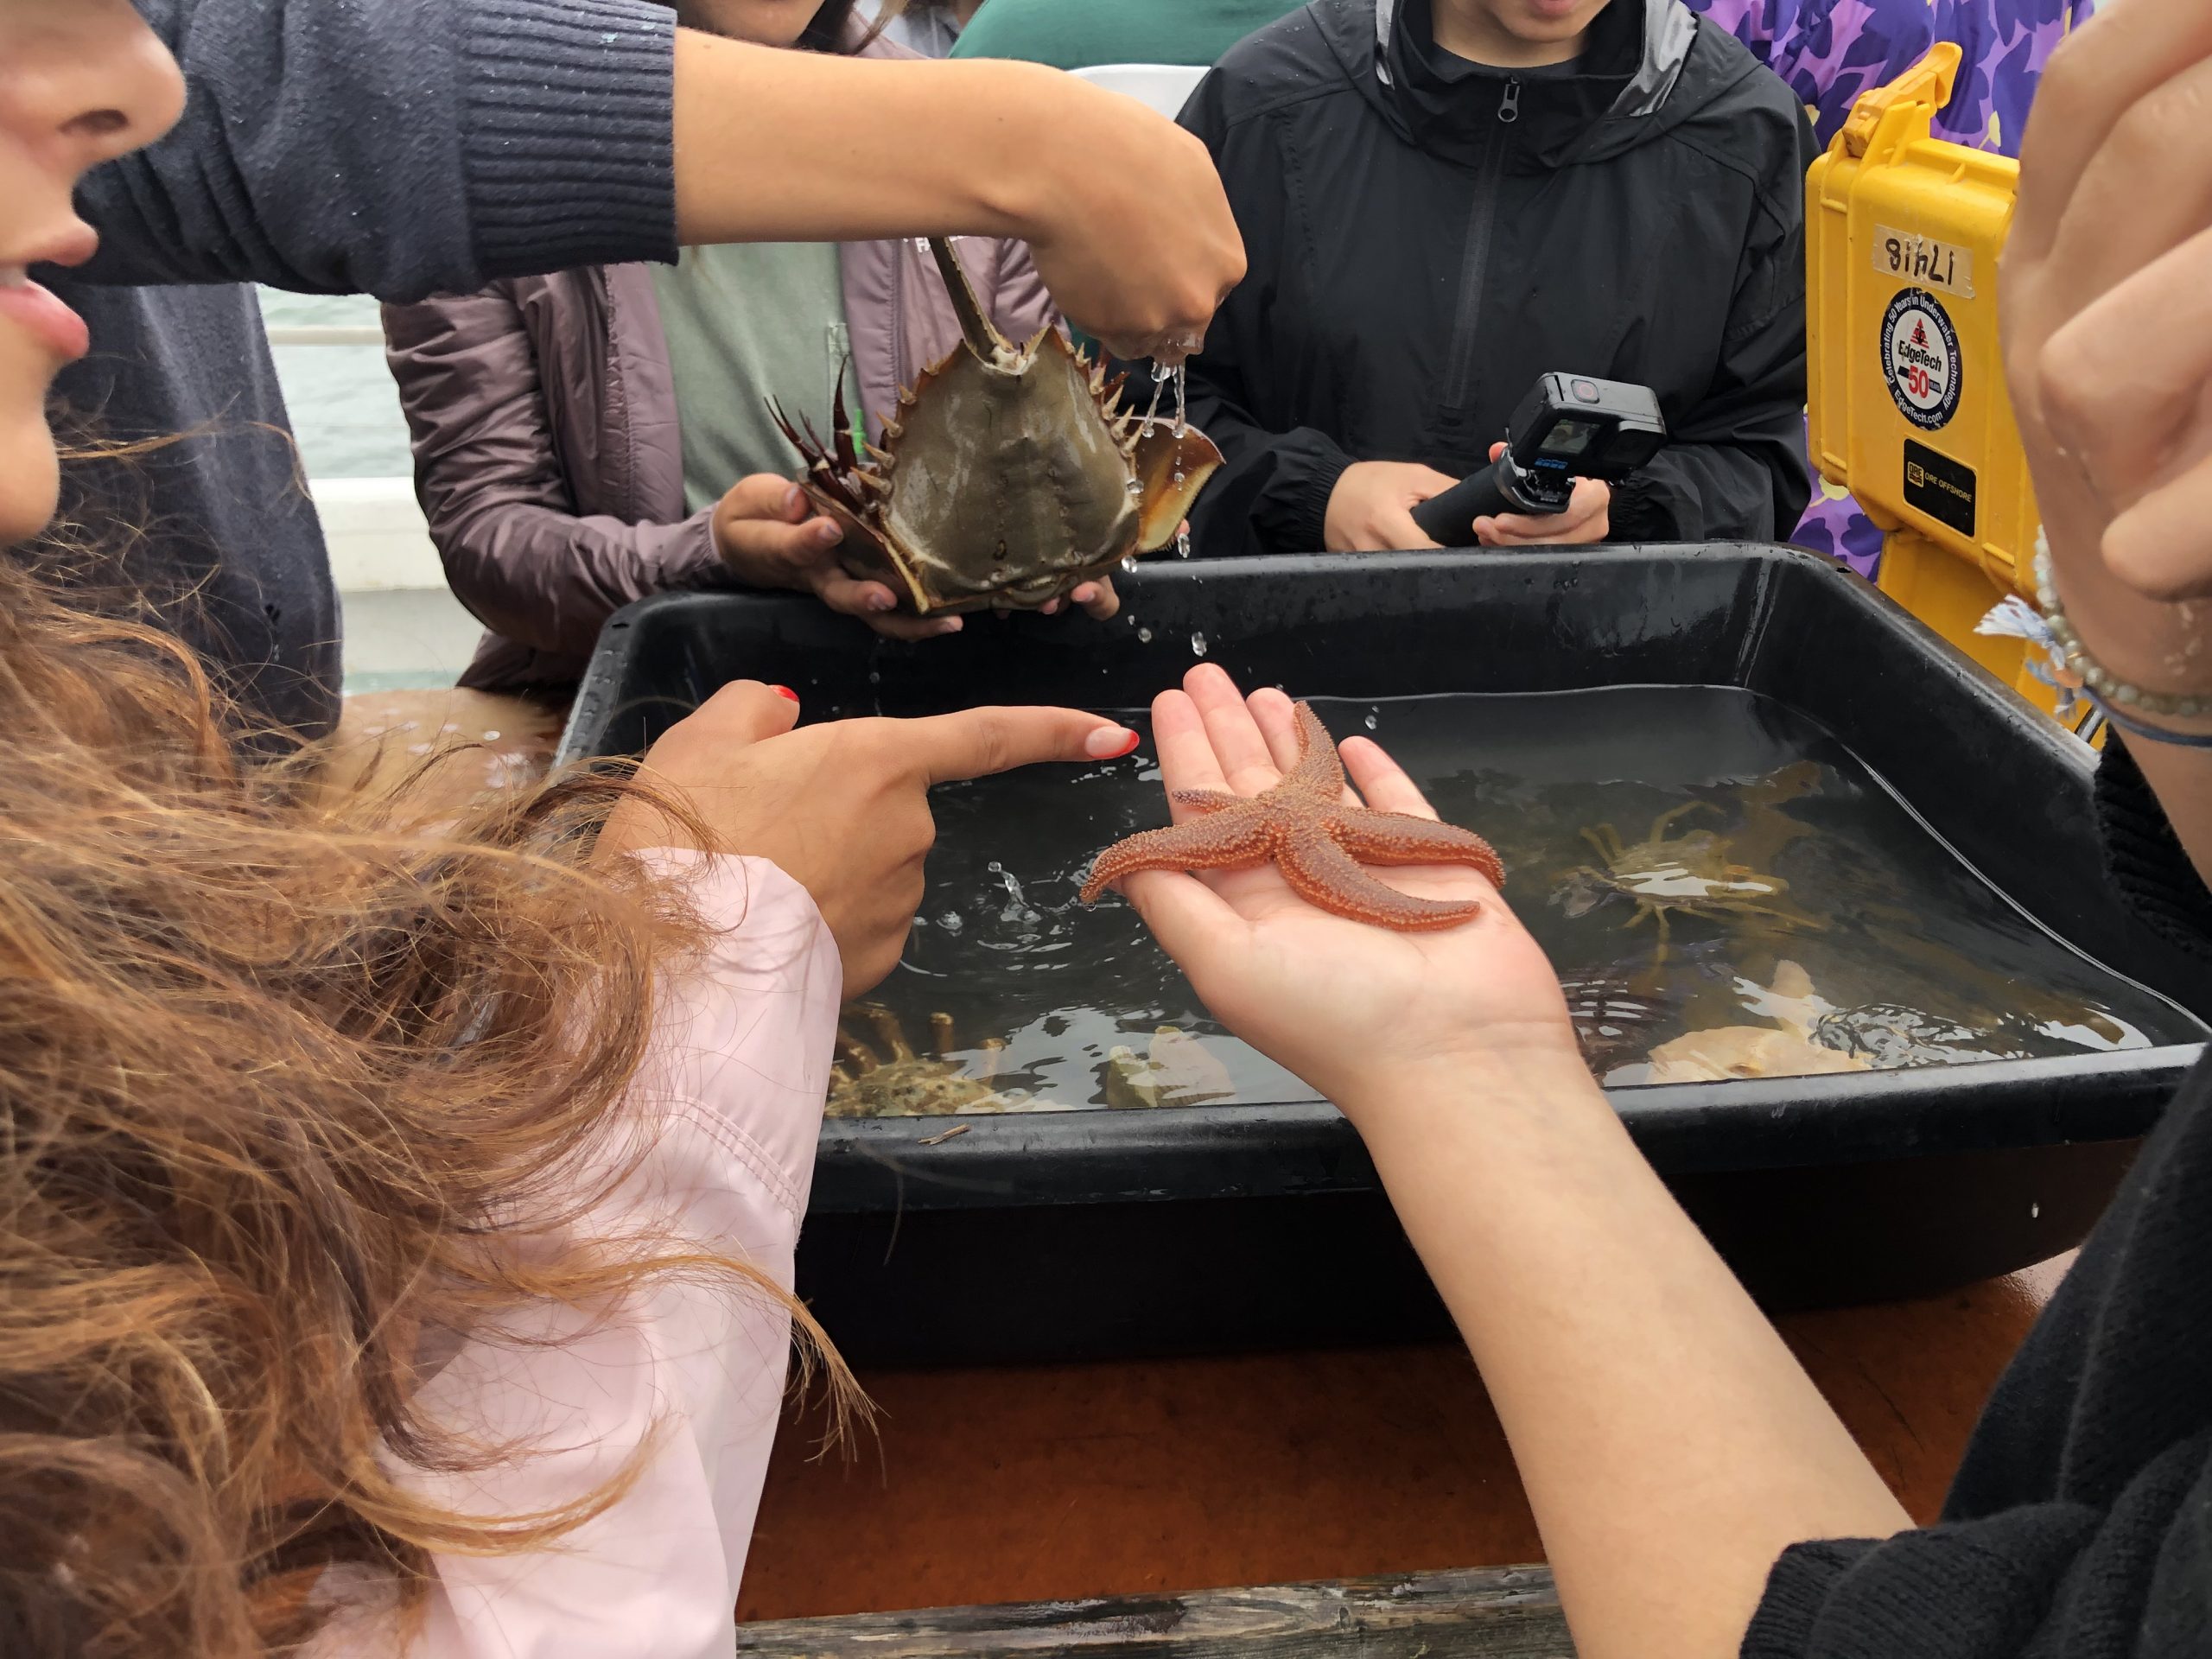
781,485,803,513
815,519,842,543
1085,725,1141,759
933,616,964,636
771,684,799,702
867,591,895,613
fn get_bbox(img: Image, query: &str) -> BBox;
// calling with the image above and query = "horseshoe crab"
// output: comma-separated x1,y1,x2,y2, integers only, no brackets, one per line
772,238,1222,615
828,1005,1033,1118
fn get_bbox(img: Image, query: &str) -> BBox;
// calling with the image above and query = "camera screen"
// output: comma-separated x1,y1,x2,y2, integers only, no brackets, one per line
1539,416,1600,459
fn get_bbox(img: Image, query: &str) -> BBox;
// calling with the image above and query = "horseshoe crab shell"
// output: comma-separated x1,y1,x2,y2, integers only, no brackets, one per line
772,238,1222,615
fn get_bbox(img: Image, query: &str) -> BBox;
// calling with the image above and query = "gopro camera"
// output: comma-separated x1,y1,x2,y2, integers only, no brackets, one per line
1409,374,1668,546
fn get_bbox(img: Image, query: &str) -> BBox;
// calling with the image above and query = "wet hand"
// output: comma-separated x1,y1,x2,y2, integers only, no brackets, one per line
604,681,1140,996
1108,665,1584,1116
713,474,963,642
1032,575,1121,621
1323,461,1457,552
2001,0,2212,706
1018,72,1243,364
1474,443,1611,546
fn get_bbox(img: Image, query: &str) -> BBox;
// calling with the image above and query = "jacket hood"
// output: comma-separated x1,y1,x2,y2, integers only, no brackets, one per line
1317,0,1758,168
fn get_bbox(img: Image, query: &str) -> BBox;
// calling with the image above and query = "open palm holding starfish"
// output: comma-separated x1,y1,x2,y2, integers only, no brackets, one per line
1106,667,1586,1116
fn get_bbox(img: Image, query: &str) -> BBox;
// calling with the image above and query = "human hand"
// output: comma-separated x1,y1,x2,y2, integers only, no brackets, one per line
1471,442,1611,547
1014,72,1243,363
1104,664,1586,1116
2001,0,2212,713
715,476,1118,634
604,681,1140,995
713,474,964,642
1323,461,1458,552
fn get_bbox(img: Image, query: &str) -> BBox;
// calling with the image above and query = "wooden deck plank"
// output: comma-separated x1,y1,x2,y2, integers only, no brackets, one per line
735,1566,1570,1657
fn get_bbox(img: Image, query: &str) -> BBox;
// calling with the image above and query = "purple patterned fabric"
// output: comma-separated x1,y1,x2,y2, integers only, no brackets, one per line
1685,0,2094,575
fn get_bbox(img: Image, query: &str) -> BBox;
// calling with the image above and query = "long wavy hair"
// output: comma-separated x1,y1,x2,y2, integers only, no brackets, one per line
0,556,850,1655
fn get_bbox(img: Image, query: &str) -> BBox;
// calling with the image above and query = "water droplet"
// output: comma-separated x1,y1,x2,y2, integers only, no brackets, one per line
2029,1200,2041,1219
868,670,882,685
481,730,501,741
1138,361,1171,438
938,912,964,935
987,861,1003,873
1138,626,1154,643
1125,475,1143,498
1120,555,1138,574
1190,631,1209,658
1364,711,1378,730
1173,362,1190,440
1176,525,1192,559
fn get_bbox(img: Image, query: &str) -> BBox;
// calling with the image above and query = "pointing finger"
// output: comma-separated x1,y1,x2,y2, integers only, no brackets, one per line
905,704,1140,785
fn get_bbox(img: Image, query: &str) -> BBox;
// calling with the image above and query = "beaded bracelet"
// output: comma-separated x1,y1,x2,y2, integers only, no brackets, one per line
2032,532,2212,748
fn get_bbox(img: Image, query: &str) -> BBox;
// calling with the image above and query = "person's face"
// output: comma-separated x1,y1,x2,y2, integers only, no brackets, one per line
1463,0,1611,49
675,0,828,49
0,0,183,544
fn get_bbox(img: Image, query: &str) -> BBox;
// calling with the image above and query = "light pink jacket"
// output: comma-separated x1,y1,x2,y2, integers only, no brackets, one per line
317,851,837,1657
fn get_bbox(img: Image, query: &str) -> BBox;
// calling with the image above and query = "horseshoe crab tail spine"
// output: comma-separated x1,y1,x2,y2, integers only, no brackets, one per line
928,237,1007,360
830,372,861,471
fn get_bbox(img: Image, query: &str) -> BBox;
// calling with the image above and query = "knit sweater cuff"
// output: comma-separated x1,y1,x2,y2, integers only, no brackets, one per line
1740,1539,1875,1656
2095,739,2212,962
459,0,678,280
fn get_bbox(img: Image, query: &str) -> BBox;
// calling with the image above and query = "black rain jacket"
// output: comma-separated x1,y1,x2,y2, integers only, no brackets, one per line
1179,0,1819,556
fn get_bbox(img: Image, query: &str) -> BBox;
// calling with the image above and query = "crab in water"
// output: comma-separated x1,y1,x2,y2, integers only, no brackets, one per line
1555,801,1817,958
827,1004,1033,1118
1643,960,1871,1083
772,238,1222,615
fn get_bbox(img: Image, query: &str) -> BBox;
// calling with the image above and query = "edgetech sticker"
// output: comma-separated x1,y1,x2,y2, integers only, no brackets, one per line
1881,288,1962,431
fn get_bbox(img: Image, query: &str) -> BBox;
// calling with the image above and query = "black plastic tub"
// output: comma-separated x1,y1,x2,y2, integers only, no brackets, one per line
558,546,2210,1365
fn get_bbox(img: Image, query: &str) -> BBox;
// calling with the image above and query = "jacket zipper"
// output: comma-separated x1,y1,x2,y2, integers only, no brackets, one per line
1440,76,1520,415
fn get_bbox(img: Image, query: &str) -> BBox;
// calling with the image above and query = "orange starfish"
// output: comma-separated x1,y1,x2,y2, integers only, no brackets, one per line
1080,702,1506,931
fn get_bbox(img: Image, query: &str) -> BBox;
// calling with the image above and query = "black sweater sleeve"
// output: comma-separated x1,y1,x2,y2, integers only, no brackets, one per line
1745,1443,2212,1658
1608,113,1818,545
1745,734,2212,1659
67,0,677,302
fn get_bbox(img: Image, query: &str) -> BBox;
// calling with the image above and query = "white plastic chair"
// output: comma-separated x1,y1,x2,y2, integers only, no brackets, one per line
1069,62,1210,123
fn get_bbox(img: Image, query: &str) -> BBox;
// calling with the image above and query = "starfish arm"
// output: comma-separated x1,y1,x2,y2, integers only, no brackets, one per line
1080,810,1277,902
1284,702,1350,798
1169,788,1243,816
1332,807,1507,890
1274,828,1485,931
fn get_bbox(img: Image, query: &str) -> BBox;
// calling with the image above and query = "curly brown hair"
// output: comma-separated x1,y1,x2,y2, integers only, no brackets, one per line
0,558,849,1655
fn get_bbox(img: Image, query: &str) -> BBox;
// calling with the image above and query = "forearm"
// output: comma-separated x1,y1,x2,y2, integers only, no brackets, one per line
671,36,1060,245
1341,1057,1908,1659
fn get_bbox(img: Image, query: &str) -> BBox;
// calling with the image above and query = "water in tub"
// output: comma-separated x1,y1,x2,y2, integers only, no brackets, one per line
838,687,2203,1115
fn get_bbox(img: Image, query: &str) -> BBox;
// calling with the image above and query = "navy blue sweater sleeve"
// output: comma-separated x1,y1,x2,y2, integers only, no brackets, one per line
70,0,677,302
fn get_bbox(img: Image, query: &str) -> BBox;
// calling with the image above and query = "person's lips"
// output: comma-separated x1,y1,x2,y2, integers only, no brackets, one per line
0,266,91,363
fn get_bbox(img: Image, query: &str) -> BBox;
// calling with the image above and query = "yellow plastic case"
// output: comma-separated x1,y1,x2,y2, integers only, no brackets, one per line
1806,47,2062,718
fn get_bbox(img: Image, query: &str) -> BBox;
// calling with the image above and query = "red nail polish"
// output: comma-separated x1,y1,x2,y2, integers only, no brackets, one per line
771,684,799,702
1111,730,1141,758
